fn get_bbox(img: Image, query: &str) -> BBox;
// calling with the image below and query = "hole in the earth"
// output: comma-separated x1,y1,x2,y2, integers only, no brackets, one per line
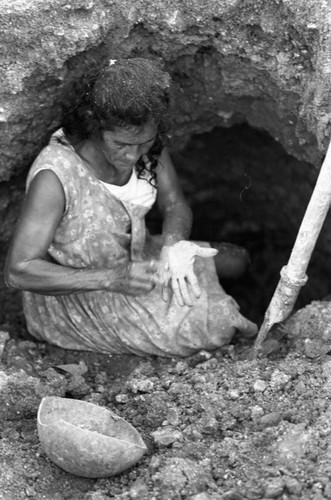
1,123,330,337
148,123,331,324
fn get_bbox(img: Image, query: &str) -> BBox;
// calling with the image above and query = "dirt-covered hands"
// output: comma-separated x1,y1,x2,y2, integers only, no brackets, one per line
114,260,160,295
159,241,218,307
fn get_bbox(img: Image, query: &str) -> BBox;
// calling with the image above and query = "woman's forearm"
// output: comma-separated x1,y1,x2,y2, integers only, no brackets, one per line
5,258,117,295
161,201,193,246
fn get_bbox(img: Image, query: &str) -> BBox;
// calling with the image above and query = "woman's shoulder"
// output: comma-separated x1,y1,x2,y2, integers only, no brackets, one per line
27,130,85,192
30,131,81,174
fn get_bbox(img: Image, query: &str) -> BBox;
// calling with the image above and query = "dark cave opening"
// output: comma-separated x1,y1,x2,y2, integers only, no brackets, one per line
148,122,331,325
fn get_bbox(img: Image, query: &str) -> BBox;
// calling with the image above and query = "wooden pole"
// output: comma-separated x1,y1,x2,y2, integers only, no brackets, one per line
254,138,331,355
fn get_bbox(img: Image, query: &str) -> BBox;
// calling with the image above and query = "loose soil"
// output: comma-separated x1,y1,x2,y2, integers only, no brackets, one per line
2,310,331,500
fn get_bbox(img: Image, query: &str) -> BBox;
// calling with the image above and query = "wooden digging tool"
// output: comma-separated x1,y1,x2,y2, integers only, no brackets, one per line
254,137,331,356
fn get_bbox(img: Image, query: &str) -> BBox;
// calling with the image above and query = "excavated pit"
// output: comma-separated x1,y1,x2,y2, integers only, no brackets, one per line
2,0,331,336
1,121,331,338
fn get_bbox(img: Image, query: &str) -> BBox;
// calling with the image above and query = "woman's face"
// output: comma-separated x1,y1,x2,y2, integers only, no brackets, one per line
100,122,157,171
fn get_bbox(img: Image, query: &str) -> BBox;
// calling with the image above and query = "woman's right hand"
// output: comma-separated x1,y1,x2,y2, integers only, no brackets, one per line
159,241,218,307
111,260,161,295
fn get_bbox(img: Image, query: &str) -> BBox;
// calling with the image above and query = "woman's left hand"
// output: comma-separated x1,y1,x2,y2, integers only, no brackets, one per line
159,241,218,307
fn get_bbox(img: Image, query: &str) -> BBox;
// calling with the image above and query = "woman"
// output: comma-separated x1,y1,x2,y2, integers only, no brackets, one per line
5,57,257,357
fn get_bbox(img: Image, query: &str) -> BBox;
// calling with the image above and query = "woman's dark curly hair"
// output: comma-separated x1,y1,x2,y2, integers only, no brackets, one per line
61,58,172,186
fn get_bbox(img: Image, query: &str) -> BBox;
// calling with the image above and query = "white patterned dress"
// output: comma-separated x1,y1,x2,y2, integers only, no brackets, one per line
22,129,254,357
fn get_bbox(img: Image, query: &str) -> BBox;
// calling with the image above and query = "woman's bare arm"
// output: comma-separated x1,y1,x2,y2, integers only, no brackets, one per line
156,147,193,245
5,170,157,295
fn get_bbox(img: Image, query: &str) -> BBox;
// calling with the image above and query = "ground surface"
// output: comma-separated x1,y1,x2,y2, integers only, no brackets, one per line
2,307,331,500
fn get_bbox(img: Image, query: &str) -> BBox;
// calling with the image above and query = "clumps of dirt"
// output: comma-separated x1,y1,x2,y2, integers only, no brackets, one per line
286,300,331,360
2,301,331,500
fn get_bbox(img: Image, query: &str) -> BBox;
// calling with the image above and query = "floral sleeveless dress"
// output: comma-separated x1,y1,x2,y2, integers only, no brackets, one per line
22,130,253,357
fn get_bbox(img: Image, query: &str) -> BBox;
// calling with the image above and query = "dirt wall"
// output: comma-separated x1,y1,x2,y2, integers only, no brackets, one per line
1,0,331,184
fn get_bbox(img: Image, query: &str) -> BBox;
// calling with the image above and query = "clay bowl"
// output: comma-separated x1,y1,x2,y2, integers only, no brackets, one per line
37,396,147,478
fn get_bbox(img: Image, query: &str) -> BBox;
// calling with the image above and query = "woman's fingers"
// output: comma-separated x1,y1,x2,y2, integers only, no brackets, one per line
171,277,184,307
133,260,158,277
194,247,219,258
142,259,160,277
157,261,171,302
171,277,194,307
124,261,161,293
178,278,193,306
162,267,202,307
186,271,201,298
162,283,170,302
